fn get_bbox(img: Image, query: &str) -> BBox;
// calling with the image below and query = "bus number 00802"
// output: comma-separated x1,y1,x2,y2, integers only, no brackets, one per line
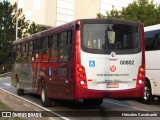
120,60,134,65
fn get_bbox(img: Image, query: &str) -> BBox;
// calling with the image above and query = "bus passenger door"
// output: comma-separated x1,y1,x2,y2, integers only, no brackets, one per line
57,30,73,99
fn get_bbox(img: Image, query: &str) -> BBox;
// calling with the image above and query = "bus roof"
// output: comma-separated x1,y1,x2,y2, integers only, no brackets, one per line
144,24,160,32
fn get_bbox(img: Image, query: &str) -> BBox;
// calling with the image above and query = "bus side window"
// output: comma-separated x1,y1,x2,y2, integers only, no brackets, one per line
22,42,28,62
16,44,22,62
26,42,29,62
67,30,72,59
32,40,36,62
21,43,26,62
35,38,42,62
49,34,58,62
68,30,72,44
154,33,160,50
22,43,26,52
28,41,33,62
25,42,28,62
59,31,67,61
59,30,72,61
42,36,49,62
33,40,36,50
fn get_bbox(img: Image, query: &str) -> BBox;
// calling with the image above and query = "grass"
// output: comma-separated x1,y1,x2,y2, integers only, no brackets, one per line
0,72,11,78
0,101,13,111
0,101,25,120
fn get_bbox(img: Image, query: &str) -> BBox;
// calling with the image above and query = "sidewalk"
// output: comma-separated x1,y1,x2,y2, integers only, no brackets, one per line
0,89,60,120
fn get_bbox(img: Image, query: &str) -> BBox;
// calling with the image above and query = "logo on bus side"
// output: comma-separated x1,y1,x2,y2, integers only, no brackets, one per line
110,65,116,72
111,52,116,57
89,60,95,67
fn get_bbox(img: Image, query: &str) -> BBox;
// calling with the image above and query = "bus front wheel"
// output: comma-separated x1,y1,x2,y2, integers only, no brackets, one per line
16,82,24,96
83,99,103,106
40,85,52,107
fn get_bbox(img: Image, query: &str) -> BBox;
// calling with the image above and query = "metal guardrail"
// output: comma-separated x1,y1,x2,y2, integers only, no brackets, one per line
0,72,11,78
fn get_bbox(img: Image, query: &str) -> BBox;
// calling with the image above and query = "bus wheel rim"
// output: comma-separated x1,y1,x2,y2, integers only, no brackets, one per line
41,88,45,102
144,86,150,100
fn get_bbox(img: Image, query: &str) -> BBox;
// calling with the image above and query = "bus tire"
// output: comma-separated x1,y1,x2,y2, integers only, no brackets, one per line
40,85,52,107
83,99,103,106
16,82,24,96
141,81,153,104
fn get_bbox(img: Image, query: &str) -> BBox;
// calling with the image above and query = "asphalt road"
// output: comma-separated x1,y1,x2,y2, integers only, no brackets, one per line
0,77,160,120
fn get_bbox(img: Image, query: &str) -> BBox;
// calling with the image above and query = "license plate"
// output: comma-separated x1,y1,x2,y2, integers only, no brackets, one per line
107,83,119,88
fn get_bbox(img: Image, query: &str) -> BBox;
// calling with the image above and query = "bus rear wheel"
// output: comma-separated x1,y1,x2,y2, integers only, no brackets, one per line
141,81,153,104
83,99,103,106
40,85,52,107
16,82,24,96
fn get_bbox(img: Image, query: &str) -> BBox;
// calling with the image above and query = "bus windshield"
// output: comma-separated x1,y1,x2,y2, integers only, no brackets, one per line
83,24,139,50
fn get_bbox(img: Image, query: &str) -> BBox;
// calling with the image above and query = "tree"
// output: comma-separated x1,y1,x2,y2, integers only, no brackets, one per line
27,22,52,35
97,0,160,26
0,1,29,70
0,1,50,71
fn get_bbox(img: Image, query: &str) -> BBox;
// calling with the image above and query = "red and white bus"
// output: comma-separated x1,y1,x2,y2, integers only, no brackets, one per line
140,24,160,104
11,19,145,107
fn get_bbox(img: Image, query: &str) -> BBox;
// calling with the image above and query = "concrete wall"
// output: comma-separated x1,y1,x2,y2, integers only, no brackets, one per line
10,0,160,26
74,0,101,19
45,0,57,27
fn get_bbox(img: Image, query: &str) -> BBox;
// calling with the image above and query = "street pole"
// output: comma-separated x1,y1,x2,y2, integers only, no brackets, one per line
16,0,18,40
